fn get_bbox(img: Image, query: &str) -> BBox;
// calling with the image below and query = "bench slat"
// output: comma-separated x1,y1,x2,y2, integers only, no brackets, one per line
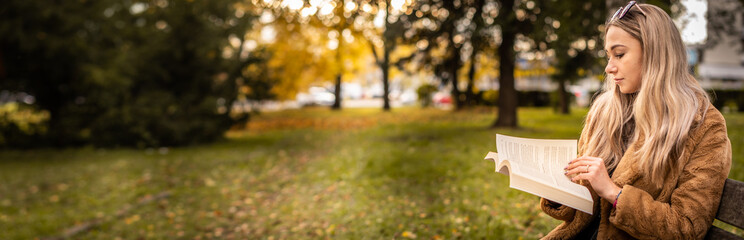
705,226,743,240
715,179,744,229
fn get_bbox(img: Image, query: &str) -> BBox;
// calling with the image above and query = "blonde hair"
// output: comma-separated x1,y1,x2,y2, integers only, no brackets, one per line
584,4,709,186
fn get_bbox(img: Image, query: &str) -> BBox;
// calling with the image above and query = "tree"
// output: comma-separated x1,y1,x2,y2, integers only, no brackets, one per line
490,0,670,123
465,0,488,106
313,0,368,110
0,0,111,146
438,0,469,109
491,0,540,128
250,1,370,109
359,0,409,111
0,0,261,147
537,0,606,114
328,1,350,110
398,0,486,110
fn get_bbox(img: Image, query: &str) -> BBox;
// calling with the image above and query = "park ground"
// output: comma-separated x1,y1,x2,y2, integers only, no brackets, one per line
1,107,742,239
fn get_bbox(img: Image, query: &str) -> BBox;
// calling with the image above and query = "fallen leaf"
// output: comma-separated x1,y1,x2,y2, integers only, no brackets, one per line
325,224,335,234
401,231,417,239
205,178,215,187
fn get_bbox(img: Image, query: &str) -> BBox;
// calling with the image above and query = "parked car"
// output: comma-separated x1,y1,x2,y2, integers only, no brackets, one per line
296,86,336,106
432,91,452,105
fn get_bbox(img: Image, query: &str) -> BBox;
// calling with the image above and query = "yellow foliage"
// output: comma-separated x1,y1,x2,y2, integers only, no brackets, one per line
243,9,375,100
0,102,50,142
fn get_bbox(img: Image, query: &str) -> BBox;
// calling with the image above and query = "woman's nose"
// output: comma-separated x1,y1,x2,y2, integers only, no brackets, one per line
605,63,617,75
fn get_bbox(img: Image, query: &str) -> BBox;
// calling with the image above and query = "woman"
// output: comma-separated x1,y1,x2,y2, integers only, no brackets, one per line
540,2,732,239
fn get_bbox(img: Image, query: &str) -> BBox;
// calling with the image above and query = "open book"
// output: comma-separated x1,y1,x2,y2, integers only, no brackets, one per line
484,134,593,214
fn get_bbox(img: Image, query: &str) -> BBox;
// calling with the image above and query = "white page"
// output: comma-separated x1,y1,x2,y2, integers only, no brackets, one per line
496,134,590,199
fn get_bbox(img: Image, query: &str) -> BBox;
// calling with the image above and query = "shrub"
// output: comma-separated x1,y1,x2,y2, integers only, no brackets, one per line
416,84,438,107
481,90,499,106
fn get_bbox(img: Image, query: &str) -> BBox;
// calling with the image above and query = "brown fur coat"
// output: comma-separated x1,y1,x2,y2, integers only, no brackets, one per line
540,101,732,240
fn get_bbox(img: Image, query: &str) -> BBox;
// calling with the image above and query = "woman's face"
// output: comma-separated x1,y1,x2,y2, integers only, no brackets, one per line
604,26,643,93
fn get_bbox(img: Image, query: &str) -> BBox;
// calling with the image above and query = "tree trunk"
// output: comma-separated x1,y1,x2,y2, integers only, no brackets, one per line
466,50,477,106
382,45,391,111
557,78,570,114
493,17,518,127
466,0,484,107
0,50,5,80
450,56,463,110
331,73,342,110
331,28,343,110
381,0,392,111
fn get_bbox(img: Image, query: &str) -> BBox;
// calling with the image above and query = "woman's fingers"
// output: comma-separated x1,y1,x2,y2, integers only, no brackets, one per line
565,160,595,174
571,172,587,183
564,165,585,177
565,158,603,182
568,157,604,169
569,156,602,165
578,155,603,161
564,156,619,199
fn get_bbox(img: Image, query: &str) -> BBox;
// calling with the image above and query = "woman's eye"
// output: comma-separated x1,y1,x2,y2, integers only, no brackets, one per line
615,53,625,59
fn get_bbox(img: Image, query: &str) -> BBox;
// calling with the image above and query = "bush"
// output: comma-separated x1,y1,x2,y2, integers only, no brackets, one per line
518,91,551,107
416,84,438,107
481,90,499,106
0,103,48,148
708,90,744,112
475,90,551,107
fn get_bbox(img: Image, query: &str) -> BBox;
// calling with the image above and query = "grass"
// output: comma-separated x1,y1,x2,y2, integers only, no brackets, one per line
0,106,742,239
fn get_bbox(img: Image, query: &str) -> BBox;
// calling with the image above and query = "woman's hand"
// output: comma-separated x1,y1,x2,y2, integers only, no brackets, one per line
565,156,622,202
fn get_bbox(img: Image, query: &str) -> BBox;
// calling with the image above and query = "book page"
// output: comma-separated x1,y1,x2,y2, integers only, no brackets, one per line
496,134,590,199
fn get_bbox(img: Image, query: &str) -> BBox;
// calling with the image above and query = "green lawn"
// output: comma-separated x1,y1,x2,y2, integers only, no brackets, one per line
1,107,742,239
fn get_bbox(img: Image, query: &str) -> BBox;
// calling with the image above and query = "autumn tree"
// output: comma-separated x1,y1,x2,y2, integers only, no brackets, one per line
312,0,369,110
357,0,410,111
250,0,370,110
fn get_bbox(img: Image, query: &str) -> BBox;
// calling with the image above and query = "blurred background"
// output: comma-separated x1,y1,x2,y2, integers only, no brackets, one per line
1,0,743,239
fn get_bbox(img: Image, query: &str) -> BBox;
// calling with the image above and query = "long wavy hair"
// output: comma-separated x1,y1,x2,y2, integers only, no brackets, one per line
584,3,709,186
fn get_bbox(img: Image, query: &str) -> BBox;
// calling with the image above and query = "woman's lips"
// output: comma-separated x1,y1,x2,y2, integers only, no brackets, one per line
614,78,624,84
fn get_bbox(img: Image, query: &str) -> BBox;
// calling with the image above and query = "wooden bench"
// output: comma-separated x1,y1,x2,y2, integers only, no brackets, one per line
705,178,744,240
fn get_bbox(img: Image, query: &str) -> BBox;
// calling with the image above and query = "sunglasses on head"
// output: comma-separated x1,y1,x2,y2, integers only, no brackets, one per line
611,1,644,21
